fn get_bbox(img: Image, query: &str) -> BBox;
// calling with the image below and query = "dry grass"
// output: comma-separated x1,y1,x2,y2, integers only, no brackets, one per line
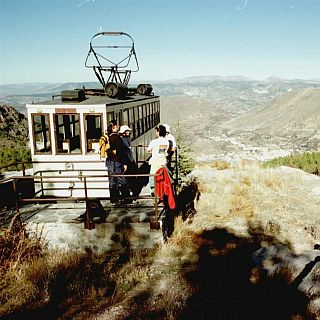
208,160,231,170
240,176,252,186
196,160,231,170
264,176,282,189
0,216,159,319
239,158,263,169
163,217,199,251
229,184,254,219
186,161,320,252
2,160,319,319
0,215,47,316
0,214,44,272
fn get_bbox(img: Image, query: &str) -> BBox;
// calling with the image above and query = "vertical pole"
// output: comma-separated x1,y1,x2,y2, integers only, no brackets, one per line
153,173,159,228
12,178,20,213
135,145,139,165
174,149,178,195
84,176,94,230
40,171,44,197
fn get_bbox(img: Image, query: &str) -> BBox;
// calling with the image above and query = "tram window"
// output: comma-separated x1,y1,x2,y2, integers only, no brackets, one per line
150,102,155,128
107,112,114,124
115,111,122,125
85,114,102,154
153,102,157,126
55,114,81,154
144,104,149,131
134,106,140,137
32,114,51,154
128,107,136,139
138,105,144,134
156,101,160,124
148,104,152,129
122,109,129,126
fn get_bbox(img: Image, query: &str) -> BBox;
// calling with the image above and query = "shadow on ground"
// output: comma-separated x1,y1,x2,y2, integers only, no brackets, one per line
113,228,316,320
179,228,311,320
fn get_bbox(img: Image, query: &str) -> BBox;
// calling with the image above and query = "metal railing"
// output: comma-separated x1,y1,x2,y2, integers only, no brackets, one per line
0,145,179,194
0,145,178,230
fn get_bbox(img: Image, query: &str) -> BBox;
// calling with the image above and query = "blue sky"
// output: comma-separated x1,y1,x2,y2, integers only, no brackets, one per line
0,0,319,85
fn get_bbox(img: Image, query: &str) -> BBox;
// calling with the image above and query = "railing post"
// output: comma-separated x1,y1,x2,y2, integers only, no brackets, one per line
175,149,178,194
84,176,94,230
135,145,139,165
40,171,44,197
150,173,160,229
12,177,20,213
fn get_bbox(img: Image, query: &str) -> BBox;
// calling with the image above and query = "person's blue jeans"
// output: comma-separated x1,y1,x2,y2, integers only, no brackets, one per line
106,159,130,203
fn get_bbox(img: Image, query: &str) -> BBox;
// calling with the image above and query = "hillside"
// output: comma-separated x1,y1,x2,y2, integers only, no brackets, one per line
160,95,233,131
87,163,320,320
176,87,320,163
3,162,318,319
0,105,28,147
221,87,320,133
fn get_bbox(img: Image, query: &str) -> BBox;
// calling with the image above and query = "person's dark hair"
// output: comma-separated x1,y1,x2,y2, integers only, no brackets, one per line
107,119,117,135
157,125,166,138
107,123,113,135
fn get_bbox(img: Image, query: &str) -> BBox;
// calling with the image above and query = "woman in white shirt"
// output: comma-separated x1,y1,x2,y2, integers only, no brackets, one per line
162,123,177,172
147,125,169,193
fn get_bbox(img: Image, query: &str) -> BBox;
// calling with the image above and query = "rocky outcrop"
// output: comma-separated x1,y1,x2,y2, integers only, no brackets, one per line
0,104,28,146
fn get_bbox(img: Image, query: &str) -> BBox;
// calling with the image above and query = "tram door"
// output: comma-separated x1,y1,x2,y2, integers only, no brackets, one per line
84,114,103,154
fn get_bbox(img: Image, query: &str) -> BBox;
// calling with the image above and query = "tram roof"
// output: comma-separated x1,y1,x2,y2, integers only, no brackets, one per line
32,93,159,106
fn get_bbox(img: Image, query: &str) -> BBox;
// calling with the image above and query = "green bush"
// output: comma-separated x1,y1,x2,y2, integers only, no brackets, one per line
264,152,320,175
0,146,31,171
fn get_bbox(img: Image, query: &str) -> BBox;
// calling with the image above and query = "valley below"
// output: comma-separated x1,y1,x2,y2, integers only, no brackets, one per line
161,85,320,164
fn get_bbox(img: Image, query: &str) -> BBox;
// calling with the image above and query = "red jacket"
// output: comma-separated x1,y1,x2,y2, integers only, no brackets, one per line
155,167,176,209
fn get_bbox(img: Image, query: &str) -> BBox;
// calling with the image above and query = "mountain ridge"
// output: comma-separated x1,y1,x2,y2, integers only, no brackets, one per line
221,87,320,133
1,75,320,114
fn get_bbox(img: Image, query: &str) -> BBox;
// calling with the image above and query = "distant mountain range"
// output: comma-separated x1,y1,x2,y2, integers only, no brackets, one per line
1,76,320,115
0,82,98,113
222,87,320,134
0,76,319,162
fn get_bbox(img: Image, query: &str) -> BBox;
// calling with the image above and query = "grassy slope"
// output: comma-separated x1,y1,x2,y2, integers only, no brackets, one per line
2,161,319,319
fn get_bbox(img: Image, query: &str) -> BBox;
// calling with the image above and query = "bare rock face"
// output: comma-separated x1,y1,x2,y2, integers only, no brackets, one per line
0,104,28,146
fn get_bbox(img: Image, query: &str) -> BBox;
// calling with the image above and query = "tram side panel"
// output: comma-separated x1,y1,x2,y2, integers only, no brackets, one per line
31,158,109,198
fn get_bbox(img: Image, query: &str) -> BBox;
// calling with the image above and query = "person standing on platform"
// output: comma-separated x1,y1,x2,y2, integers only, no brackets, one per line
119,125,140,204
105,120,131,205
162,123,177,172
147,125,169,195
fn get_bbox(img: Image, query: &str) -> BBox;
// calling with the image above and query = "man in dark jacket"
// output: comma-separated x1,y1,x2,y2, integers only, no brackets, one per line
106,121,131,204
119,125,141,204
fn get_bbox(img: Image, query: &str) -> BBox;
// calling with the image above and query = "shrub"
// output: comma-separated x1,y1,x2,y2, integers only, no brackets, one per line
0,146,31,171
265,152,320,175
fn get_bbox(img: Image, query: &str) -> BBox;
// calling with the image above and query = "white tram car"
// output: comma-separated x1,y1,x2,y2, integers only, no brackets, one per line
25,31,161,199
26,89,160,198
